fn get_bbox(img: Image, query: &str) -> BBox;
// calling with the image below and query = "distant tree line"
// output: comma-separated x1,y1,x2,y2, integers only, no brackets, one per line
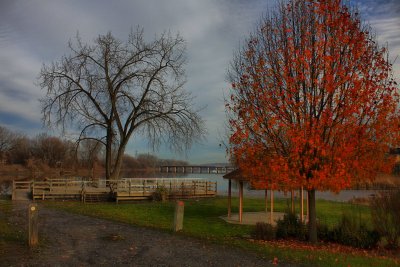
0,125,187,175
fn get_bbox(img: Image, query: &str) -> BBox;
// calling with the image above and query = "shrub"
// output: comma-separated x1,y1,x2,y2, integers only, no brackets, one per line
316,222,331,241
152,186,168,202
276,212,307,241
252,222,276,241
322,214,380,249
370,190,400,249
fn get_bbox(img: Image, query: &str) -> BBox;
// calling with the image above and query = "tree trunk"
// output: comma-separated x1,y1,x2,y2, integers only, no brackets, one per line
105,127,113,180
109,141,127,180
291,190,294,213
308,189,317,243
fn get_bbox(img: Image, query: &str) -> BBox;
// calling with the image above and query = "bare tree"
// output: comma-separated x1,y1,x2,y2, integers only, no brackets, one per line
39,29,205,179
31,133,70,167
0,126,15,162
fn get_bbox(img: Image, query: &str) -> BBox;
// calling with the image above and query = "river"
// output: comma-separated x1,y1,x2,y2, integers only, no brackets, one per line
126,172,380,202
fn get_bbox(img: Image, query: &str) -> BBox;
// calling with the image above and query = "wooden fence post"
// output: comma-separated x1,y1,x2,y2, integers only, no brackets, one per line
173,201,184,232
28,203,38,247
12,181,16,201
300,187,304,223
270,189,274,225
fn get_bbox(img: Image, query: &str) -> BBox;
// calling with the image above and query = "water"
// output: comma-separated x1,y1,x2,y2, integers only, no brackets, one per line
145,173,380,202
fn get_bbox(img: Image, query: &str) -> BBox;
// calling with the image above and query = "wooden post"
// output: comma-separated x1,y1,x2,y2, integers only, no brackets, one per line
181,182,184,197
270,189,274,225
32,181,35,200
28,203,38,247
300,187,304,223
264,189,268,213
228,179,232,218
306,189,309,223
239,181,243,223
173,201,184,232
12,181,16,200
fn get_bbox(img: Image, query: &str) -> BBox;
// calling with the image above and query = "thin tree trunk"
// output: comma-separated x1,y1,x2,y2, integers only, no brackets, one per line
291,190,294,213
308,189,317,243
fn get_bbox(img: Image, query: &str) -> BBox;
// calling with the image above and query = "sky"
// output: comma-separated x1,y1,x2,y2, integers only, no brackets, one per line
0,0,399,164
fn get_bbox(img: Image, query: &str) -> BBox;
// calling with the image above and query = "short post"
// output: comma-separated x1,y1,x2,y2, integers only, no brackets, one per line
239,181,243,223
264,189,268,213
228,179,232,218
173,200,184,232
28,203,38,247
300,187,304,223
12,181,16,200
270,189,274,225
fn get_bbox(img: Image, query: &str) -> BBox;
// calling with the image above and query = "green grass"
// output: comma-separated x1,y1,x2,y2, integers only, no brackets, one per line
0,200,26,251
44,197,397,266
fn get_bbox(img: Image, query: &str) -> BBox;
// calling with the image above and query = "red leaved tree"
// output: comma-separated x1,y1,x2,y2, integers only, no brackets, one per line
227,0,399,243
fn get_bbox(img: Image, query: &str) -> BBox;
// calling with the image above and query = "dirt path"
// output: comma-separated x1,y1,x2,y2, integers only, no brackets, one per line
2,202,281,267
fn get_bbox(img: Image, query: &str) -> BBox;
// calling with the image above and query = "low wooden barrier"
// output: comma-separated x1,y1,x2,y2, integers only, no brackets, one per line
12,178,217,203
115,178,217,203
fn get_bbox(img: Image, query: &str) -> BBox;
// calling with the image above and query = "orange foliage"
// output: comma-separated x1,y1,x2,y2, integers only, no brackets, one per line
227,0,400,193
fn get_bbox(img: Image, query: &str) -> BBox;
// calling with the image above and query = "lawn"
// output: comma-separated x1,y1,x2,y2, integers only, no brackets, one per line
43,196,398,266
0,200,26,253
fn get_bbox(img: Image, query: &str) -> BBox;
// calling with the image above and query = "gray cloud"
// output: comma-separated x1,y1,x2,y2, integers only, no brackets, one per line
0,0,399,163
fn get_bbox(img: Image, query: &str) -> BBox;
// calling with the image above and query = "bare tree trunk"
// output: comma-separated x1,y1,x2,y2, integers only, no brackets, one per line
110,143,126,180
308,189,317,243
105,127,113,181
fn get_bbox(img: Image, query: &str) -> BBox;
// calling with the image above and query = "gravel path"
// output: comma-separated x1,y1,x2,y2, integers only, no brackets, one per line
2,202,281,267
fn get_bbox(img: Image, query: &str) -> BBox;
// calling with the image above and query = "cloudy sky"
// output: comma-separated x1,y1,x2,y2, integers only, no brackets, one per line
0,0,399,164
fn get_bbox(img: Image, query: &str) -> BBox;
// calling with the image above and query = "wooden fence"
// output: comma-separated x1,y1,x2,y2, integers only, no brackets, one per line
115,178,217,202
12,178,217,203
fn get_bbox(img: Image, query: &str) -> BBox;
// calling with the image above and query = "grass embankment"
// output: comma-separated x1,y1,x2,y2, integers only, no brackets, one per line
45,197,397,266
0,200,26,253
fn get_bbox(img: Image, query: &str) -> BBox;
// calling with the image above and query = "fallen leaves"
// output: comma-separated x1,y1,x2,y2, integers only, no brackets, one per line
249,238,400,262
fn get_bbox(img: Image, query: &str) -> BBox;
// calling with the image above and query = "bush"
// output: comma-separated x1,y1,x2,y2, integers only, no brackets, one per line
152,186,168,202
320,214,380,249
252,222,276,241
276,212,307,241
370,190,400,249
316,222,331,241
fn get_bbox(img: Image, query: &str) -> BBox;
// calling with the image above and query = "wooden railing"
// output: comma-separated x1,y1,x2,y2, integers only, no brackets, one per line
12,178,217,202
115,178,217,202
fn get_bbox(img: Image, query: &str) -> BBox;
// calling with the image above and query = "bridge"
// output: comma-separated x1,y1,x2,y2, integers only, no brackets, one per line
159,165,235,174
